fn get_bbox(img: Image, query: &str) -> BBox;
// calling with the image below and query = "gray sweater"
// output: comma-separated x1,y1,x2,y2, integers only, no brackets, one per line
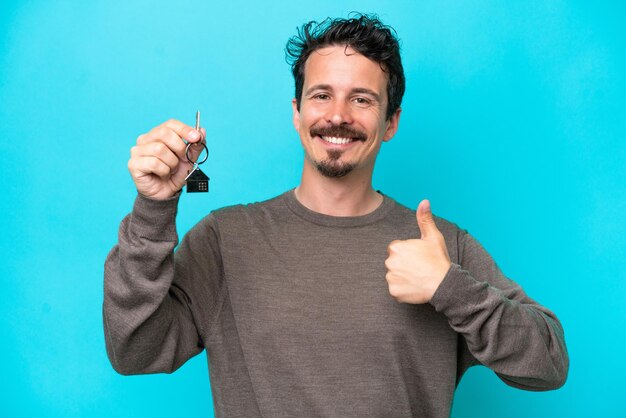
103,190,568,417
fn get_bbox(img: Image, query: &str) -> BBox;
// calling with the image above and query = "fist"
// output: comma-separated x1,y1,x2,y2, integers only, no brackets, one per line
385,200,452,304
128,119,206,200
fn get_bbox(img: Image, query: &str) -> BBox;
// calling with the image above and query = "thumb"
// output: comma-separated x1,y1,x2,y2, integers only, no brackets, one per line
416,199,439,240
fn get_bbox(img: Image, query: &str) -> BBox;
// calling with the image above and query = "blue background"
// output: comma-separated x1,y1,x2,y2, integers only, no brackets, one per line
1,1,624,416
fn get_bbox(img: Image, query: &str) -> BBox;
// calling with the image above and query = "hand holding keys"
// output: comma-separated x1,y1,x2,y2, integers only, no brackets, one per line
128,111,209,200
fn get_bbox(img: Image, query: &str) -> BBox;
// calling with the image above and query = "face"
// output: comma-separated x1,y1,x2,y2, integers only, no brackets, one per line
292,45,401,178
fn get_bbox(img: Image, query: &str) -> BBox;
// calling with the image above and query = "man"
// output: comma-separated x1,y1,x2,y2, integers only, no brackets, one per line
104,14,568,417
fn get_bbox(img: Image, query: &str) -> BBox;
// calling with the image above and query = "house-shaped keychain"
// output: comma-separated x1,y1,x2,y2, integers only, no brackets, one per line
186,169,209,193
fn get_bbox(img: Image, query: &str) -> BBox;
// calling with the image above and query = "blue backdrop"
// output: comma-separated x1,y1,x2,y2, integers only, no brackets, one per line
1,1,624,416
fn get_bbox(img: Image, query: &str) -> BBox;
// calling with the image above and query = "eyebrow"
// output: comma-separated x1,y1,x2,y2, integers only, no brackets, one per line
305,84,381,102
352,88,381,102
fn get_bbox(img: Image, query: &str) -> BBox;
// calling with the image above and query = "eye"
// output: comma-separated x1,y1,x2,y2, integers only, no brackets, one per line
313,93,330,101
352,97,372,107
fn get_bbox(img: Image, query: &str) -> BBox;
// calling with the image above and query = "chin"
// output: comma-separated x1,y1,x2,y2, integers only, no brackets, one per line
315,159,356,178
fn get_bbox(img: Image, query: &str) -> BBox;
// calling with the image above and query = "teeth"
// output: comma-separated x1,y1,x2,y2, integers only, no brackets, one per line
321,136,353,145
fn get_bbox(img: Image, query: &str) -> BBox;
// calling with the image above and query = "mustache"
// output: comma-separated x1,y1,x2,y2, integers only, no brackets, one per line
310,125,367,141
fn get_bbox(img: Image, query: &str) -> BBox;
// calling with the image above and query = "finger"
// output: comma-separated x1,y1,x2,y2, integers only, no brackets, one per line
387,240,401,255
163,119,202,143
129,156,172,179
188,127,207,162
138,119,200,144
416,199,440,240
138,127,191,162
131,143,179,171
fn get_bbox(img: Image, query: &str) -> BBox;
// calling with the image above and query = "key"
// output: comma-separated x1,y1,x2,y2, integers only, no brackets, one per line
184,163,199,181
185,111,209,193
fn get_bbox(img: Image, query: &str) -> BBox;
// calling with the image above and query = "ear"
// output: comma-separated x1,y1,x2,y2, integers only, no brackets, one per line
292,98,300,133
382,107,402,142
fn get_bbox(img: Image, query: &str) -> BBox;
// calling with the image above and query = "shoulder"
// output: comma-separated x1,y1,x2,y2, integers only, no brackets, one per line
192,191,291,237
210,192,288,221
386,197,466,238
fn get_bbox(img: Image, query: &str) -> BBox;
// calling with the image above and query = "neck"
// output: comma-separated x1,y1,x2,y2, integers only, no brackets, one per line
295,160,383,216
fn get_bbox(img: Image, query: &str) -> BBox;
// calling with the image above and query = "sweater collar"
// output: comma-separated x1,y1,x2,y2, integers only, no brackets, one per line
283,188,395,228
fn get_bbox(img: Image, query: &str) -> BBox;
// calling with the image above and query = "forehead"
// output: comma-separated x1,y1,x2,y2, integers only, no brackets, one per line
303,45,387,96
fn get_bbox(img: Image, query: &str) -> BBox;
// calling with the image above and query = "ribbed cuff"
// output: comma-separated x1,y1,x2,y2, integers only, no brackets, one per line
430,263,488,318
129,193,181,241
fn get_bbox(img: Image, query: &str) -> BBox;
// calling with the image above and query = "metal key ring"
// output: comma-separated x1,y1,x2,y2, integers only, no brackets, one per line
185,142,209,165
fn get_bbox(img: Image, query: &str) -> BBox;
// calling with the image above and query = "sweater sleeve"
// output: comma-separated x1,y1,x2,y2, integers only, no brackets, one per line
103,194,224,375
429,229,569,391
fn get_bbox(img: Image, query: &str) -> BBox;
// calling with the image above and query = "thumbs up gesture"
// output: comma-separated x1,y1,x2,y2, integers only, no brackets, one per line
385,200,452,304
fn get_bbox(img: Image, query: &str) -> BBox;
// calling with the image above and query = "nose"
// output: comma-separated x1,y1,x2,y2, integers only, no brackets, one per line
325,98,354,125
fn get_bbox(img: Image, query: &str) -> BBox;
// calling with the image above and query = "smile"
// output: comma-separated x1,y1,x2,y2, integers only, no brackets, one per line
320,136,356,145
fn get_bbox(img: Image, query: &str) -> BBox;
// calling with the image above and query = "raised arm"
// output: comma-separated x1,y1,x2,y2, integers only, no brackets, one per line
384,199,569,390
103,118,223,375
430,229,569,390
